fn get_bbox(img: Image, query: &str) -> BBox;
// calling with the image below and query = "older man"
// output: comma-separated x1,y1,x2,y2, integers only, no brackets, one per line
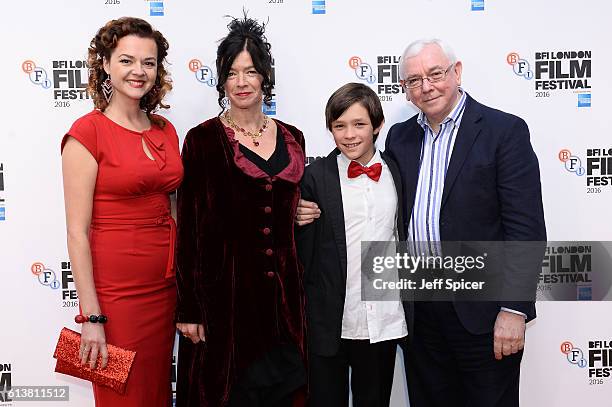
297,39,545,407
383,38,546,407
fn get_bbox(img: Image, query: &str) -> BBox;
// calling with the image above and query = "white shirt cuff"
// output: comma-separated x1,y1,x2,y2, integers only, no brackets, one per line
500,307,527,319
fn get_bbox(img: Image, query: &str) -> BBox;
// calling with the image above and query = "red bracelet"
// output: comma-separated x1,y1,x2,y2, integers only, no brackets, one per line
74,314,108,324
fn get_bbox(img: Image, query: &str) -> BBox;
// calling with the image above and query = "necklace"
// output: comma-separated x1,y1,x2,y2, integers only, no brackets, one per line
223,111,269,147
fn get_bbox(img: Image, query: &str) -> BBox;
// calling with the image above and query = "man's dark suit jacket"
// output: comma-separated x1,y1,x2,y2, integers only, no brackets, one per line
384,94,546,335
296,148,409,357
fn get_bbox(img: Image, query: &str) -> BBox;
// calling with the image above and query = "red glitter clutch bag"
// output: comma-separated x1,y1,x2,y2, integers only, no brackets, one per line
53,327,136,394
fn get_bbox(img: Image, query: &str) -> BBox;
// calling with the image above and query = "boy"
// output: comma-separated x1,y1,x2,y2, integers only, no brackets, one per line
297,83,407,407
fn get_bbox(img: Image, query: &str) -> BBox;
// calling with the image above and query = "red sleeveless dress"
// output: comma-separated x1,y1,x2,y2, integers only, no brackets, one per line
62,110,183,406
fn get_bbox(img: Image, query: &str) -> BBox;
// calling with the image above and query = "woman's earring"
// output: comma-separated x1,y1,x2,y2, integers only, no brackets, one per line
221,96,230,109
102,75,113,103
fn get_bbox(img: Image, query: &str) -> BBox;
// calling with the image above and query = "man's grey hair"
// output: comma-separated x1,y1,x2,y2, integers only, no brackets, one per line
399,39,458,80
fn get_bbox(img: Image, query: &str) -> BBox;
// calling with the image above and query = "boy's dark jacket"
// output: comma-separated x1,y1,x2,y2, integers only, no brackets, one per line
296,148,411,357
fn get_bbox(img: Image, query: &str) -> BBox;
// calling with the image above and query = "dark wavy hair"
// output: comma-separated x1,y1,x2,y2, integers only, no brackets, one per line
216,14,274,112
87,17,172,127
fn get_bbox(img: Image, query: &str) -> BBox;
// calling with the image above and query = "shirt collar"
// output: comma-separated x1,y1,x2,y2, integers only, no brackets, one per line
417,88,467,132
338,148,382,169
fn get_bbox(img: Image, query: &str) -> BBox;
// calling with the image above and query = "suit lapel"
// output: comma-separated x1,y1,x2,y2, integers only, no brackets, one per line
402,122,425,216
323,149,348,283
441,97,483,209
382,152,406,242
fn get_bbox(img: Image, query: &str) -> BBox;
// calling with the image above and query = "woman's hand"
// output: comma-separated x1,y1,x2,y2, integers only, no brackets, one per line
80,323,108,369
176,323,205,344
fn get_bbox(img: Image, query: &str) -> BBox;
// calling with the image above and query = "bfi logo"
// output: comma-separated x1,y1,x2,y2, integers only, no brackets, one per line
559,149,585,176
22,60,52,89
561,341,587,368
189,59,217,87
507,52,534,80
349,56,376,84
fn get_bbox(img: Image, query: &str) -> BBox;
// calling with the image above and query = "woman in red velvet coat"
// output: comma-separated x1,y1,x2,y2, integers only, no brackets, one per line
175,16,307,407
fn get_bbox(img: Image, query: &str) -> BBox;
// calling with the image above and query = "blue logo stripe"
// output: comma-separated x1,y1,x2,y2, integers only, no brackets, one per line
312,0,326,14
471,0,484,11
578,93,591,107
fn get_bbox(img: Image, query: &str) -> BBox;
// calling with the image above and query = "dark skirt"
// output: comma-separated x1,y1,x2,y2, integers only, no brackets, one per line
228,343,306,407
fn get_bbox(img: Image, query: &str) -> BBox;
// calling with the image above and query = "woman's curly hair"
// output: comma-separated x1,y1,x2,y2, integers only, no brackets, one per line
216,14,274,112
87,17,172,126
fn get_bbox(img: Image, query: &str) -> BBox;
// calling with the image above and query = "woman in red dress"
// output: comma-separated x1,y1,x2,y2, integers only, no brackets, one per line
61,17,183,406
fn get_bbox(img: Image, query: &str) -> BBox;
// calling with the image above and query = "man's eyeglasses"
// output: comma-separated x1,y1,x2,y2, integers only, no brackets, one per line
401,63,455,90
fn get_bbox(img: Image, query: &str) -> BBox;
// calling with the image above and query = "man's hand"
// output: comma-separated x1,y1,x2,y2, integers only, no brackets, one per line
493,310,526,360
295,199,321,226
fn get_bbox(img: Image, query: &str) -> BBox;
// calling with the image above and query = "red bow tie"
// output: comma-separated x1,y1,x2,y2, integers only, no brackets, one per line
347,161,382,182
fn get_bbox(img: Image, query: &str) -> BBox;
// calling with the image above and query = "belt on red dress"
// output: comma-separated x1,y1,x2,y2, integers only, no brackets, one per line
91,215,176,279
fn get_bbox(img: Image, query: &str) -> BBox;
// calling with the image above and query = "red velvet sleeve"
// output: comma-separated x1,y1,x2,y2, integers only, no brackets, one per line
175,127,207,325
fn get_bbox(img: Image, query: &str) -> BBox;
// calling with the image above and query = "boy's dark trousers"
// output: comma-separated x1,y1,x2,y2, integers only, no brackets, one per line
308,339,398,407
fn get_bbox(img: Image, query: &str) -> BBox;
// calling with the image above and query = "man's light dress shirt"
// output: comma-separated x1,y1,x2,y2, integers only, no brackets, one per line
408,89,525,317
